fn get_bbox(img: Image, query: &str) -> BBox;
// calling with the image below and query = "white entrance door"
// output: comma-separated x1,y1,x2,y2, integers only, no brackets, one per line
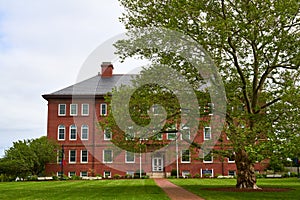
152,157,163,172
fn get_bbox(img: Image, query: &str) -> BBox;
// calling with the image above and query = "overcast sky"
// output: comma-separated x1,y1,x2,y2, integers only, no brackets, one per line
0,0,141,157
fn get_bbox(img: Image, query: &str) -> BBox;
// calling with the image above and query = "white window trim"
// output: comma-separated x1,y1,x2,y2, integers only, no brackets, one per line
58,104,66,116
80,171,88,177
81,125,89,140
57,125,65,141
181,150,191,163
69,125,77,141
104,129,112,141
167,132,176,140
68,171,76,177
203,153,213,163
125,151,135,163
100,103,107,116
228,158,235,163
200,168,214,178
81,150,88,163
104,171,111,178
69,150,76,164
81,104,89,116
103,149,113,163
204,127,211,140
70,104,78,116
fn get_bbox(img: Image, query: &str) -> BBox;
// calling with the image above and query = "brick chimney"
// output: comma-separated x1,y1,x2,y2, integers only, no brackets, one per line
101,62,114,77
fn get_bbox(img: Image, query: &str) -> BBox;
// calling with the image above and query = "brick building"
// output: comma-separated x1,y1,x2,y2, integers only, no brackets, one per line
42,62,267,178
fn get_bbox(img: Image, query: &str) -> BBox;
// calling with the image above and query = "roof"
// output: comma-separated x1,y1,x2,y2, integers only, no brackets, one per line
42,74,135,100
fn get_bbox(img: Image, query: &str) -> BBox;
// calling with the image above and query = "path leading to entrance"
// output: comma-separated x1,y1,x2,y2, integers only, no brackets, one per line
154,179,205,200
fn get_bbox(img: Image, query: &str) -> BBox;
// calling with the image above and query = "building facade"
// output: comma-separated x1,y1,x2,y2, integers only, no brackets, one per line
43,62,267,178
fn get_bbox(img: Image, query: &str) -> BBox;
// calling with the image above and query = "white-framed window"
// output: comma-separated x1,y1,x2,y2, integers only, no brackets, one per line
100,103,107,116
57,171,63,177
68,171,76,177
182,170,190,178
81,150,88,163
228,170,236,176
104,171,111,178
181,127,190,140
80,171,88,177
204,127,211,140
126,171,134,178
104,128,112,140
70,104,78,116
181,149,191,163
204,103,214,115
81,104,89,116
58,125,65,140
201,169,214,178
69,124,77,140
167,132,176,140
103,149,113,163
69,150,76,163
57,150,65,164
203,152,213,163
81,125,88,140
58,104,66,116
125,151,135,163
125,126,135,140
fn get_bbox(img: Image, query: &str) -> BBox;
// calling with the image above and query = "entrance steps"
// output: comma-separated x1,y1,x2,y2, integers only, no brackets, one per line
147,172,165,178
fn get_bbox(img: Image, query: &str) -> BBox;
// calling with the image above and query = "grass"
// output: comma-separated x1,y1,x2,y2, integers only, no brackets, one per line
0,179,169,200
168,178,300,200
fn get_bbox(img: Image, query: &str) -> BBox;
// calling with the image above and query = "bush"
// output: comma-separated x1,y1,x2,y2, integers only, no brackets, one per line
27,175,38,181
52,175,59,181
70,175,81,180
171,169,177,176
113,174,121,179
125,174,133,179
193,173,200,178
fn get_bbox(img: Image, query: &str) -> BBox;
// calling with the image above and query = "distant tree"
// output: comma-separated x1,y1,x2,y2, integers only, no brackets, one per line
115,0,300,189
0,136,58,179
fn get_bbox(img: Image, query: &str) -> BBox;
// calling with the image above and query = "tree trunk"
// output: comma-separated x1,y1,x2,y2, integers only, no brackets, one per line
235,150,261,189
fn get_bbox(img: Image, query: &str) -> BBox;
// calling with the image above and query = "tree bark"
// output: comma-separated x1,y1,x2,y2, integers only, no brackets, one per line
235,150,261,189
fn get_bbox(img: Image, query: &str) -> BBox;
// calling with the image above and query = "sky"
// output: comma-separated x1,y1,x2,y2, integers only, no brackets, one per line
0,0,141,157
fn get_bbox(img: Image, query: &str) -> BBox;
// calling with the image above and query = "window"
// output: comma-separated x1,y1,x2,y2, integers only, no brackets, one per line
68,171,76,177
125,151,135,163
58,125,65,140
104,128,112,140
103,149,113,163
202,169,214,177
82,104,89,116
167,133,176,140
182,170,190,178
80,171,88,177
203,152,213,163
181,127,190,140
58,104,66,116
57,150,65,164
204,103,214,115
57,171,63,177
181,149,191,163
228,170,236,176
81,125,88,140
125,126,135,140
69,124,77,140
69,150,76,163
204,127,211,140
81,150,88,163
70,104,78,116
100,103,107,116
104,171,111,178
126,171,134,178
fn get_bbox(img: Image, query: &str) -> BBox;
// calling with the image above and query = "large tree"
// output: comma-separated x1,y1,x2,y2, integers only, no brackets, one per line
0,136,58,179
114,0,300,188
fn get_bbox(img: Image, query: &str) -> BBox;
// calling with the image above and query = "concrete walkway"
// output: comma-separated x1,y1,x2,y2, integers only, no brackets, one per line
154,179,205,200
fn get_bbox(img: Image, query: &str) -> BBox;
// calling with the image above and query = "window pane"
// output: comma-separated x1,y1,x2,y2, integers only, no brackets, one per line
82,104,89,115
59,104,66,115
58,125,65,140
70,125,77,140
181,150,190,163
204,127,211,140
167,133,176,140
104,128,112,140
101,103,107,116
70,104,77,115
69,150,76,163
81,150,88,163
81,125,88,140
103,150,113,163
126,151,135,163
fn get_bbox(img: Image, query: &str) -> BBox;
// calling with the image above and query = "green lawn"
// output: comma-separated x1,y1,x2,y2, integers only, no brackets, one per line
168,178,300,200
0,179,169,200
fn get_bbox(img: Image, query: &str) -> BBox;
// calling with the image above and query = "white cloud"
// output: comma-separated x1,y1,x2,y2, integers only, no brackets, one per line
0,0,130,157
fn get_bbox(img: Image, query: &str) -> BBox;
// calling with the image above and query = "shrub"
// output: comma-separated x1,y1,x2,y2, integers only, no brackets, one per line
193,173,200,178
113,174,121,179
70,175,81,180
171,169,177,176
